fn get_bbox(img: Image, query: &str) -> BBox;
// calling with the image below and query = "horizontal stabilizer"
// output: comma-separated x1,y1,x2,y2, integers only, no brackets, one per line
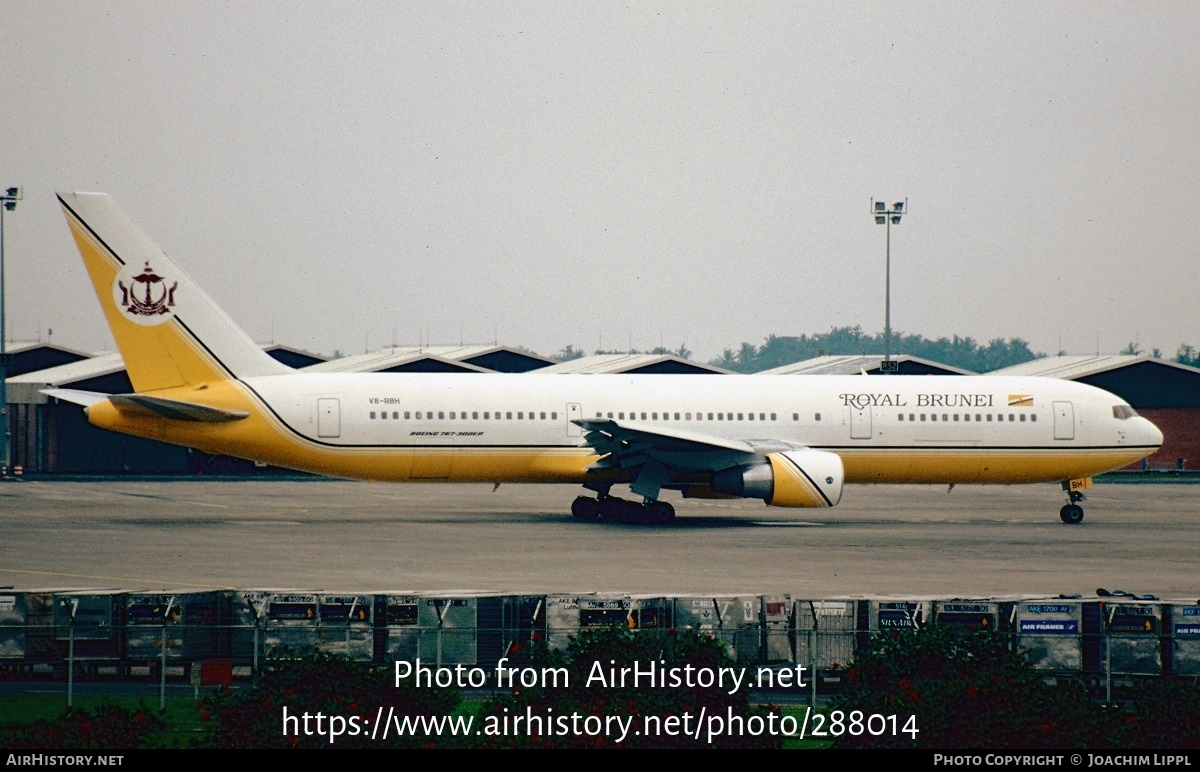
45,388,249,422
108,394,250,423
41,388,111,407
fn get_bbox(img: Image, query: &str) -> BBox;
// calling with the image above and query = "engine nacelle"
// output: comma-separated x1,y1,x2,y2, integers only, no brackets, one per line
709,449,844,508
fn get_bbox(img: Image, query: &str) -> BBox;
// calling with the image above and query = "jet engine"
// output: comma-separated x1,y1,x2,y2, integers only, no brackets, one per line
709,449,844,508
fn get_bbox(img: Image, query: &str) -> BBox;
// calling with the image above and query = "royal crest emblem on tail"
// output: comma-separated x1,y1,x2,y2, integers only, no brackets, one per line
114,260,177,325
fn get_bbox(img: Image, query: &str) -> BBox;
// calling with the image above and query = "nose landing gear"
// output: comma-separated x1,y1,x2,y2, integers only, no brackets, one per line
1060,489,1086,524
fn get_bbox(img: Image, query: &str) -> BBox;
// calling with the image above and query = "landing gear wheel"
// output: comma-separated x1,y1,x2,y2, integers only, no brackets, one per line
571,496,600,521
617,501,646,524
1060,504,1084,524
597,497,624,521
646,501,675,525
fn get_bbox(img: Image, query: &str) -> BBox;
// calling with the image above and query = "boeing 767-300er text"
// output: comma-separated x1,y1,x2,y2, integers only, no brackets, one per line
46,192,1163,525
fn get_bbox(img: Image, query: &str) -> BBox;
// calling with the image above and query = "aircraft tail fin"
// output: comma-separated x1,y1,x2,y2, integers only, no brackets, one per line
57,192,291,392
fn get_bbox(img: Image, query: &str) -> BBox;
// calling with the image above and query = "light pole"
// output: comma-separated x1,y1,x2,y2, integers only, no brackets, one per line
870,198,905,374
1,186,20,476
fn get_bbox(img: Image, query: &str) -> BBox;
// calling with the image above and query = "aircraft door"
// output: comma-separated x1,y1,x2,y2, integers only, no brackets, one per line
1053,401,1075,440
318,398,341,438
566,403,582,437
850,405,873,440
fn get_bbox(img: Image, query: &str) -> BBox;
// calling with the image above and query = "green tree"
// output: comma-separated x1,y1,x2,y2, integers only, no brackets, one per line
832,625,1123,749
555,344,585,361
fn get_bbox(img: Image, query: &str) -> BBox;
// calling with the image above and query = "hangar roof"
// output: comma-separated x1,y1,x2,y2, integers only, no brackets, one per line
3,341,96,377
301,349,490,374
988,355,1200,408
261,344,328,369
757,354,972,376
988,354,1199,379
7,352,126,403
537,354,730,375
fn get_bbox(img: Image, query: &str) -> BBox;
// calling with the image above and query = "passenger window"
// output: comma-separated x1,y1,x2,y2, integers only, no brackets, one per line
381,412,388,420
770,413,777,421
920,414,926,421
506,412,513,419
816,413,822,421
370,411,376,419
717,413,723,421
707,413,714,420
552,412,558,419
898,414,905,421
908,414,914,422
674,413,680,420
438,411,445,420
953,414,959,422
404,411,411,419
1031,414,1037,422
738,413,744,420
931,414,937,422
1020,414,1026,422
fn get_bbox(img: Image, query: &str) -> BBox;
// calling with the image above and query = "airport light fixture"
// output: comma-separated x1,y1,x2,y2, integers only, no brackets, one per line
0,186,20,476
870,198,906,374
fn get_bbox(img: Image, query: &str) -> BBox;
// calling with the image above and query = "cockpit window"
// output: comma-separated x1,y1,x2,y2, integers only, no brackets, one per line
1112,405,1139,420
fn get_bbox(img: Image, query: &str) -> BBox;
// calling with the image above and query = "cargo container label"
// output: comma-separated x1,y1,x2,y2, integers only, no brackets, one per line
943,603,991,613
1019,620,1078,634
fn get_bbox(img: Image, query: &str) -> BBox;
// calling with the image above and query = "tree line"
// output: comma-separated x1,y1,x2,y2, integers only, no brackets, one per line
553,328,1200,373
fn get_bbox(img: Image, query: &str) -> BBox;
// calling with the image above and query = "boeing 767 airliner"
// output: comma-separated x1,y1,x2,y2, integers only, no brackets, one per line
46,192,1163,525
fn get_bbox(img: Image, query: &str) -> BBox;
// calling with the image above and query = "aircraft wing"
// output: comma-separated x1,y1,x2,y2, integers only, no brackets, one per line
574,418,798,474
574,418,842,506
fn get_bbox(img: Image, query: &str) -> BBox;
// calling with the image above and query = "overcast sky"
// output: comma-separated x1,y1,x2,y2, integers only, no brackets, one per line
4,2,1198,364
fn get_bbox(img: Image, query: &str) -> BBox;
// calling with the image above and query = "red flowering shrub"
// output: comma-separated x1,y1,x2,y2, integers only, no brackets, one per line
0,704,167,749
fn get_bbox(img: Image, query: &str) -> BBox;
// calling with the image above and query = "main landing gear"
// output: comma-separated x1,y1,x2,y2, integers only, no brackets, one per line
571,492,675,525
1060,489,1086,524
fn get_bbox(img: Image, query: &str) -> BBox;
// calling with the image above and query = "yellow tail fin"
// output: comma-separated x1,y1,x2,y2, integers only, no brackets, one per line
58,192,290,392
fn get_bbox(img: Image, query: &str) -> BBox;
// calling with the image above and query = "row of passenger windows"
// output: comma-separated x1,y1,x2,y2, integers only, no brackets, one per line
370,409,1039,425
598,411,785,422
897,412,1037,423
370,410,560,420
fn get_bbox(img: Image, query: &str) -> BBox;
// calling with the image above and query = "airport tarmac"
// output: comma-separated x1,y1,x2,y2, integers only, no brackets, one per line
0,478,1196,599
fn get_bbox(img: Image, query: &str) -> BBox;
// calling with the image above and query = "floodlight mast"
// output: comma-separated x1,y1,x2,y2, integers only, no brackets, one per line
870,198,906,374
0,186,21,476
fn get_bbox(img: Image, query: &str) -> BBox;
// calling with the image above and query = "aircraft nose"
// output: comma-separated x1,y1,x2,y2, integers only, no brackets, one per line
1142,417,1164,449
